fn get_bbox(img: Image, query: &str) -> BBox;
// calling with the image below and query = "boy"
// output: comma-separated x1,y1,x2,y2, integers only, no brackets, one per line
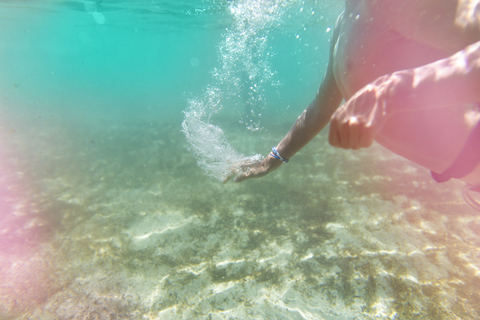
232,0,480,195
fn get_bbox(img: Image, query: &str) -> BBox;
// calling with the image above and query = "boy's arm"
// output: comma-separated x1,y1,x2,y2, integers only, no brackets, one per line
399,40,480,110
233,15,345,183
329,40,480,149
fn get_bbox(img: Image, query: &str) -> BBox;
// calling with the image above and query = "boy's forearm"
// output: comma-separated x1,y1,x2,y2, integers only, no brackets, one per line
276,73,344,159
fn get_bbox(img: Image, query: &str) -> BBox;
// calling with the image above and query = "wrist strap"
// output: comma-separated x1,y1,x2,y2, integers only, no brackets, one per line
271,146,289,163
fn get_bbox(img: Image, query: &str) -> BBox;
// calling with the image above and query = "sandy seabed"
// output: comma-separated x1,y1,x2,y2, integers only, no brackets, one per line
1,119,479,320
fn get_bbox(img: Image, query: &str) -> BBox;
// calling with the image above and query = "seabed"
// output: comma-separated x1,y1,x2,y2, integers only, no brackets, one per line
1,120,479,320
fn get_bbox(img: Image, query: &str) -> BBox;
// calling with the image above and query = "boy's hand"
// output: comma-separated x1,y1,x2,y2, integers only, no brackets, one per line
224,155,282,183
328,73,402,149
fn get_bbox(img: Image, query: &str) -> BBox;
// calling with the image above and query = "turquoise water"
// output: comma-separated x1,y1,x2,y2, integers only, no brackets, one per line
1,0,479,319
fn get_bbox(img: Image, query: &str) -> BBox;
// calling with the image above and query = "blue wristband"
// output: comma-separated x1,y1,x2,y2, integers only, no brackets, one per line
271,146,289,163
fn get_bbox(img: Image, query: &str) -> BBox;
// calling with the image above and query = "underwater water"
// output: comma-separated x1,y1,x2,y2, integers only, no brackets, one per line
1,0,480,319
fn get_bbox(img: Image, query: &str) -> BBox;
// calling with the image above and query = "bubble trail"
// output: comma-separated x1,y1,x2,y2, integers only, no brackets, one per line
182,0,295,181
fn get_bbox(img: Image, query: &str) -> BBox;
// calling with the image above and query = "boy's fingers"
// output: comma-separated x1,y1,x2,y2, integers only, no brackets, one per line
328,119,340,147
233,174,246,183
348,117,361,149
360,126,374,148
339,119,352,149
234,170,253,183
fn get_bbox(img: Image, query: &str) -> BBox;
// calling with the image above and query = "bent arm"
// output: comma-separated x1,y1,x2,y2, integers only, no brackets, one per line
386,40,480,114
328,40,480,150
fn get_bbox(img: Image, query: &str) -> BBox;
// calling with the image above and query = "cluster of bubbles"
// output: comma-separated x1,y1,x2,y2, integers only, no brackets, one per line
182,0,296,181
183,91,263,182
84,0,106,25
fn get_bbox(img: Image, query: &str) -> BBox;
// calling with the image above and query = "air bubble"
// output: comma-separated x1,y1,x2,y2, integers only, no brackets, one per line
190,57,200,67
93,12,105,24
84,1,97,14
84,1,105,25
